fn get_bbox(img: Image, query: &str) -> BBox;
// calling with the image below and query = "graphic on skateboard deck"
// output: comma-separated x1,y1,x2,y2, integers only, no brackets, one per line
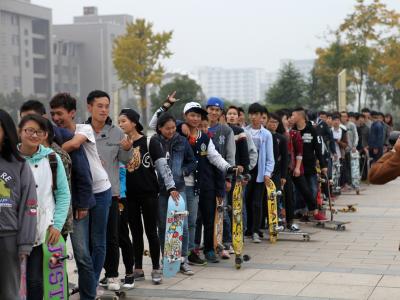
163,194,187,278
350,151,361,194
331,160,341,195
232,174,251,269
266,179,281,243
214,196,225,252
43,234,69,299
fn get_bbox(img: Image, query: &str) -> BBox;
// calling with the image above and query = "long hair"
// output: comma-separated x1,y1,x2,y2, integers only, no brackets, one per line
0,110,24,162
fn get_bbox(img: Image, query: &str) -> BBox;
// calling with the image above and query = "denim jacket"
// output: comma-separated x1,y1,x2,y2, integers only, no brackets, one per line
152,133,196,193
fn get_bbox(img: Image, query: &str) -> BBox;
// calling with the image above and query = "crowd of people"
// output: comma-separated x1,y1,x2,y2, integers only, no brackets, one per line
0,89,394,300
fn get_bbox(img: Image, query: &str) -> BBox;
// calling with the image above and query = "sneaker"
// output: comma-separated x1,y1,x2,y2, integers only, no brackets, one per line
220,249,230,259
258,231,264,238
313,211,327,221
122,274,135,289
228,245,235,254
151,269,163,285
252,233,261,243
133,270,145,281
180,262,194,276
287,223,300,231
204,250,219,263
188,251,207,266
99,277,108,287
107,277,120,291
299,215,310,222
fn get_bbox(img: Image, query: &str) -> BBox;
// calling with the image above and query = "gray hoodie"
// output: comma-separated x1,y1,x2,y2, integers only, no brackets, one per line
0,156,38,255
89,121,132,197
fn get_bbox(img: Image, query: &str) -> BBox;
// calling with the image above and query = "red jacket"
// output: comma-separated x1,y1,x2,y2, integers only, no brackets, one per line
288,129,304,175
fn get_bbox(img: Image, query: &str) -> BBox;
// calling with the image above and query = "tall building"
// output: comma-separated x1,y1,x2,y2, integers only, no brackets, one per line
195,67,272,104
52,7,133,107
0,0,52,99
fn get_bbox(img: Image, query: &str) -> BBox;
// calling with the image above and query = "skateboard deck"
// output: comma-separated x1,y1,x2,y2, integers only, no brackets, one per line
350,151,361,194
96,286,134,300
266,179,280,243
331,160,341,195
163,194,187,278
278,230,316,242
213,196,224,252
43,234,69,299
338,203,358,212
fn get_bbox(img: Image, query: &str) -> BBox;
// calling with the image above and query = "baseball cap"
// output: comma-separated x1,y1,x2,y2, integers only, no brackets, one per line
183,102,207,116
206,97,224,110
119,108,144,132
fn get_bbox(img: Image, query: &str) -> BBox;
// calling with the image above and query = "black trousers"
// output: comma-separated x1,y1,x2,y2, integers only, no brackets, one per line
292,175,317,211
118,198,134,275
127,193,160,270
198,189,217,253
245,169,266,235
283,173,295,224
104,197,120,278
0,236,20,300
27,246,43,300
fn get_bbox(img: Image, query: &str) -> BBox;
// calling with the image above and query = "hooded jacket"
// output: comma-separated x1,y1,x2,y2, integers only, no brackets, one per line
0,156,38,255
22,145,70,246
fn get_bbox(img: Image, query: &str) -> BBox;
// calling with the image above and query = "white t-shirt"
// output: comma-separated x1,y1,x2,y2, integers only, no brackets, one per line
332,127,343,159
75,124,111,194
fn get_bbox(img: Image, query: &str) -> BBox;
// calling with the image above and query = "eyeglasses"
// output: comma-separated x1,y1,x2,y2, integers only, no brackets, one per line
23,127,46,137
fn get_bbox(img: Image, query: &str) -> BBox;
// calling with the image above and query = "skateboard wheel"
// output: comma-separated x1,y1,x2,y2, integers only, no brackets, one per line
303,235,310,242
243,255,250,261
235,264,241,269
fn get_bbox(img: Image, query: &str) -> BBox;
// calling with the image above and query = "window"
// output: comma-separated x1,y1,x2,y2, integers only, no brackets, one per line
25,39,29,46
53,43,58,55
11,34,20,46
11,15,18,26
24,29,29,36
25,61,29,68
12,56,20,67
13,76,21,89
25,50,29,57
54,65,59,74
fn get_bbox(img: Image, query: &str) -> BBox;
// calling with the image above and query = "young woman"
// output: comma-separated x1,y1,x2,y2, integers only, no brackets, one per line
18,114,70,300
0,110,38,300
153,113,196,275
118,108,175,284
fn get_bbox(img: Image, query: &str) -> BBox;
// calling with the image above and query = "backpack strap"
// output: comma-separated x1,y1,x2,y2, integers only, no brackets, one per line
48,152,58,192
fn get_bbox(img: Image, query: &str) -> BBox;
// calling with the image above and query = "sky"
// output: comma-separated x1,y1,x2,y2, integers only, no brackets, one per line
32,0,400,73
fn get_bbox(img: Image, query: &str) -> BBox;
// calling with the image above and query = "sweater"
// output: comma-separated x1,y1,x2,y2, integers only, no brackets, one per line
0,156,38,255
369,150,400,184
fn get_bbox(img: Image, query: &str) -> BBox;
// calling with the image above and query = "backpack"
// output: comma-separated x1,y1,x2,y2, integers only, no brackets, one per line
48,152,58,193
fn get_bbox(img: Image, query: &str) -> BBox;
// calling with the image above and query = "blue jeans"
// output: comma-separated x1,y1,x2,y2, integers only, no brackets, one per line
70,215,96,300
158,192,189,258
222,194,232,245
90,188,112,282
185,186,199,251
305,174,318,202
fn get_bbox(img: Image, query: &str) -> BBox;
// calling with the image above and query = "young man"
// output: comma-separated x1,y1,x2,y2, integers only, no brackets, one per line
291,107,327,220
361,108,372,128
206,97,236,258
245,103,275,243
84,90,133,290
50,93,112,291
369,111,384,164
340,111,359,190
180,102,235,263
356,113,370,180
23,99,96,300
332,114,349,188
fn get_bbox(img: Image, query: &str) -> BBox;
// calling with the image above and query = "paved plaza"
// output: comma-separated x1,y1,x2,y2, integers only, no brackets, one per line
69,179,400,299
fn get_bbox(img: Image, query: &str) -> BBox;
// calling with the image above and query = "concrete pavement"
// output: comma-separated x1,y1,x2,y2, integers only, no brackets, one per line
68,179,400,299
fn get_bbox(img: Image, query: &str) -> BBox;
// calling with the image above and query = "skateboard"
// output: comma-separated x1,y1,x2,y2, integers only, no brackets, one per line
214,196,225,252
278,229,314,242
163,194,188,278
331,160,341,195
266,179,281,243
96,286,134,300
338,203,358,213
232,174,251,269
19,256,27,300
43,234,70,299
350,151,361,194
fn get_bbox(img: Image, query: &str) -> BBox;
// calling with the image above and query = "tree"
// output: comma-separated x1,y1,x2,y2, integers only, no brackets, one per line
265,63,307,107
151,75,204,119
113,19,173,130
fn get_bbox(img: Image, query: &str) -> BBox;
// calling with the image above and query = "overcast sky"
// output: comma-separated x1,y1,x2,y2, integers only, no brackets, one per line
33,0,400,72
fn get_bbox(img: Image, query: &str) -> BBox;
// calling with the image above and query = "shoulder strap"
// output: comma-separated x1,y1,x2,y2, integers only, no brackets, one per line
48,152,58,192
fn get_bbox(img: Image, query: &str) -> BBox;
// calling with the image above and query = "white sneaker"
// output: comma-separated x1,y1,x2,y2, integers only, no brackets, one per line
107,277,120,291
228,245,235,254
252,233,261,243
